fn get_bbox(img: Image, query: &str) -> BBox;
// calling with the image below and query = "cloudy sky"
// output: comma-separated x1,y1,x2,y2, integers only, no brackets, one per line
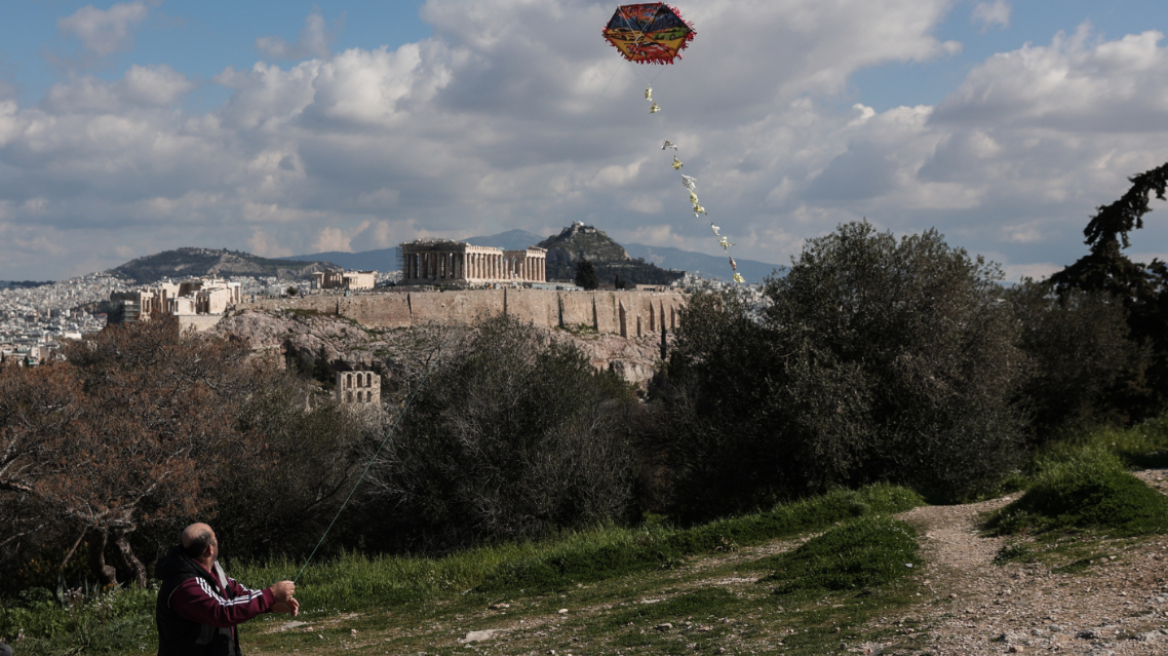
2,0,1167,281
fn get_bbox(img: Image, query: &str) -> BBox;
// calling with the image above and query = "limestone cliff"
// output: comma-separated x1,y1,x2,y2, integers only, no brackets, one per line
214,309,666,389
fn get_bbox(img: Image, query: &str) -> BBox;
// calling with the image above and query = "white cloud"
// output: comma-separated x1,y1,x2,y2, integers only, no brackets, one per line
121,65,196,106
256,9,341,60
933,26,1168,132
8,1,1168,281
41,65,195,113
313,227,352,253
971,1,1011,32
248,228,292,258
57,1,151,57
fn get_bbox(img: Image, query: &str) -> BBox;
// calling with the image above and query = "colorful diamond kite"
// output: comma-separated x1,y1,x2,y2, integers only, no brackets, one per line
603,3,695,65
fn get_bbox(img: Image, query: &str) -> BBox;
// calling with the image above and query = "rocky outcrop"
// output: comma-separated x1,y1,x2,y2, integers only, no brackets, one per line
214,310,388,374
538,222,631,264
214,309,665,388
548,329,663,387
537,223,684,286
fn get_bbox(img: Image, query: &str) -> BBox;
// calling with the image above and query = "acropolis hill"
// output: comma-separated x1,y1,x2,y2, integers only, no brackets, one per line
241,225,687,338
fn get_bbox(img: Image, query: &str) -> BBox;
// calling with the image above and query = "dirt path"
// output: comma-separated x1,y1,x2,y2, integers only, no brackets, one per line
885,472,1168,655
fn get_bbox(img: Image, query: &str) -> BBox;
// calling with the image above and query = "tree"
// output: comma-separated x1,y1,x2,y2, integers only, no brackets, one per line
656,222,1025,516
364,316,637,550
1007,281,1143,441
575,259,600,290
0,317,262,587
213,373,369,559
1049,162,1168,421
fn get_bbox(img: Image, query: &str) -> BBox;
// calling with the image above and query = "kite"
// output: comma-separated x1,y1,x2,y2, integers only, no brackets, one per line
662,140,678,150
603,3,696,65
710,223,720,235
671,156,683,170
649,102,661,114
681,174,697,191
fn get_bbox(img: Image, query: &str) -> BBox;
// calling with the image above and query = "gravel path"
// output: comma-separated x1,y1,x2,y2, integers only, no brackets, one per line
878,470,1168,655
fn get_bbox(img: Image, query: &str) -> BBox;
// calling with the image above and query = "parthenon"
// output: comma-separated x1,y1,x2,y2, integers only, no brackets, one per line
400,240,547,285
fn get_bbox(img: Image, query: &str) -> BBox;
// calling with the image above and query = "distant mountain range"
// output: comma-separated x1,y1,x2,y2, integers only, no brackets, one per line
623,243,783,285
285,229,782,284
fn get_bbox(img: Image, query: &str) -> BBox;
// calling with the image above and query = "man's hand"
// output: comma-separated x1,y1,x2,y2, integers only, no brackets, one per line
271,598,300,617
269,580,295,602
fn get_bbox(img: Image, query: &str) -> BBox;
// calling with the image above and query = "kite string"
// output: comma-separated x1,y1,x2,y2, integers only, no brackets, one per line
293,330,456,584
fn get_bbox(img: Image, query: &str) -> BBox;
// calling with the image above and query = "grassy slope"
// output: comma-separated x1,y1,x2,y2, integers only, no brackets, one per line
8,416,1168,656
2,485,924,656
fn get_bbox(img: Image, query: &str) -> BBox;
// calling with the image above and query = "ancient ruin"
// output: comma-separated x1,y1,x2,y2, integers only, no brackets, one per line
111,277,242,322
311,269,376,291
400,240,547,285
336,370,380,405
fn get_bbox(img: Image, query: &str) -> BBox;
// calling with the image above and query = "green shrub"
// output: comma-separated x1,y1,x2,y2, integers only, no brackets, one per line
988,451,1168,535
760,515,921,594
603,588,740,627
993,542,1034,564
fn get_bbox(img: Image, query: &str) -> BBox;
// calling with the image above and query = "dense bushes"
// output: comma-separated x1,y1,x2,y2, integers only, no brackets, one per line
361,315,639,551
655,222,1026,517
1007,282,1145,442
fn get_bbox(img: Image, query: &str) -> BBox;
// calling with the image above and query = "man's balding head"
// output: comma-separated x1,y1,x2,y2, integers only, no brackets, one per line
181,523,216,560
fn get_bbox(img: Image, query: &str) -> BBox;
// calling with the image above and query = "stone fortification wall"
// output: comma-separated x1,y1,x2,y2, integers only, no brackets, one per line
177,314,226,333
504,289,560,328
239,289,685,336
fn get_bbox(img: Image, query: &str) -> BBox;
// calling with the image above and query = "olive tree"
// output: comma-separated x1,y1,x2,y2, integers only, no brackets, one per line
363,315,638,551
658,222,1026,517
